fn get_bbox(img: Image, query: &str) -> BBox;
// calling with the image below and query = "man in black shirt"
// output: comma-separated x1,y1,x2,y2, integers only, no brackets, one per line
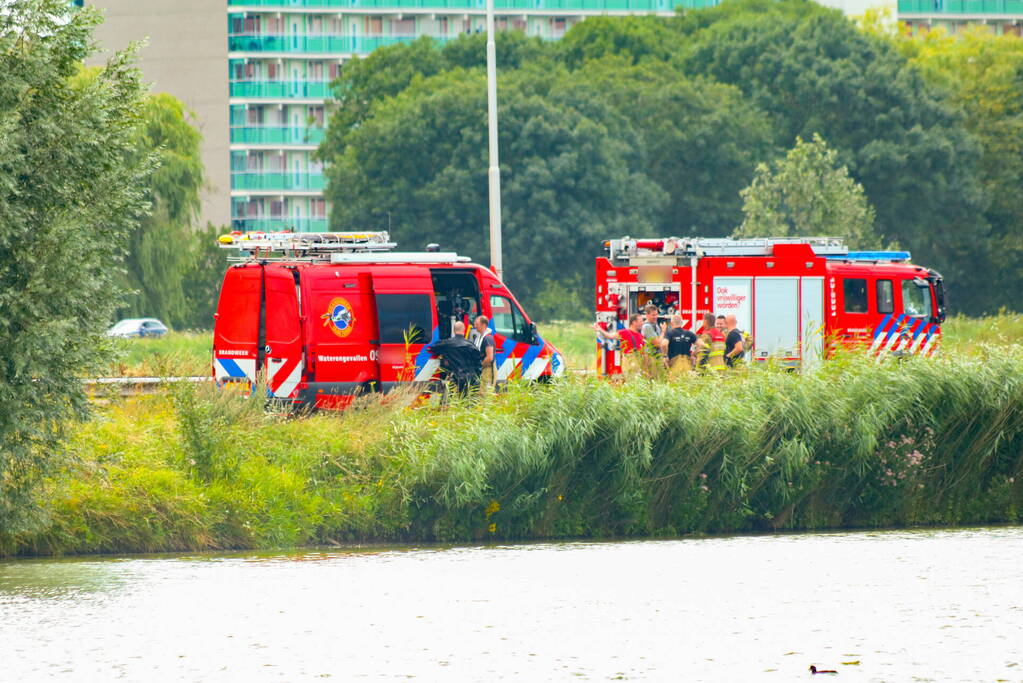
660,314,698,376
428,321,482,398
724,314,745,367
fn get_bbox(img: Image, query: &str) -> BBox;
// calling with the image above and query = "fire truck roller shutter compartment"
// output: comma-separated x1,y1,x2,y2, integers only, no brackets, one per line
754,277,799,364
372,270,438,388
801,277,825,370
213,263,262,390
713,278,752,335
302,269,381,408
262,265,305,400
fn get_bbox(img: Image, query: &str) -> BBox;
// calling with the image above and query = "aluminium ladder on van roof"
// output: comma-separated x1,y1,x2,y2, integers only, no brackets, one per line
608,236,850,260
218,230,471,264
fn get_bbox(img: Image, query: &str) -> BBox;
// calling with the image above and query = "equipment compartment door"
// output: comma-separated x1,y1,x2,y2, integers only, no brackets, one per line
306,272,380,397
713,278,752,334
801,277,825,370
263,265,305,399
753,277,799,361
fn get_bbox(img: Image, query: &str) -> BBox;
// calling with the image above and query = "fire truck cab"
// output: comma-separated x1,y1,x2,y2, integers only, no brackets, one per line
213,231,564,409
595,236,946,374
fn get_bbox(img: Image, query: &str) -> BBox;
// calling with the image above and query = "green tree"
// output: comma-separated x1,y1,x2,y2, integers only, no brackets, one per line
558,15,676,69
899,27,1023,311
569,57,774,236
680,1,987,307
323,66,665,305
737,134,876,246
119,92,205,328
0,1,151,534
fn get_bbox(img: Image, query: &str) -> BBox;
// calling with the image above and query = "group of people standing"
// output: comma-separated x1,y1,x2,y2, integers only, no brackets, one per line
594,306,747,377
427,315,496,397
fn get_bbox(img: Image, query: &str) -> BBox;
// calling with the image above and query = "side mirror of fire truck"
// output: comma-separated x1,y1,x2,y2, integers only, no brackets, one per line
528,322,539,345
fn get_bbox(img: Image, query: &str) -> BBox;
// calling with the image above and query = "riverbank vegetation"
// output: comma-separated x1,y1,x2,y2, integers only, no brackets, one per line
6,345,1023,556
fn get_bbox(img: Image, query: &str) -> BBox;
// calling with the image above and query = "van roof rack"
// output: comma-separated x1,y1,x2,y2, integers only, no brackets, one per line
219,230,398,261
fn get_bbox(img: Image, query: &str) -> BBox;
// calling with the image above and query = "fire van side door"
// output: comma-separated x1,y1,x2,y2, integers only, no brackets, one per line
262,265,305,400
372,271,438,389
304,270,380,402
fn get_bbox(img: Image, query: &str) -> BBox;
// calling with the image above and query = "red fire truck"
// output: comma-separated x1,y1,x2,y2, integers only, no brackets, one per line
594,237,947,374
212,231,564,409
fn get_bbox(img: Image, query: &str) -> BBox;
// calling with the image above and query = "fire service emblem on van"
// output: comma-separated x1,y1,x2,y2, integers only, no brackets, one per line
321,297,355,338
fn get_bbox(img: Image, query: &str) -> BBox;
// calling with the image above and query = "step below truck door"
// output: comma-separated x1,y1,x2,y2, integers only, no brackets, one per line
304,271,380,408
263,265,305,401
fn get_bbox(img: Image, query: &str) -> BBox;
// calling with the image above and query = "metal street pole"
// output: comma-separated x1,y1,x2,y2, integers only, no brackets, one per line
485,0,503,279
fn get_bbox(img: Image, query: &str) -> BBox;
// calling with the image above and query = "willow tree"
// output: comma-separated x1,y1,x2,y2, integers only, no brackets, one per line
0,1,150,535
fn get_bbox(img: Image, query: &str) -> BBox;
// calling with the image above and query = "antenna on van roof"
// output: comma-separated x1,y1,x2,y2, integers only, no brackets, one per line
218,230,397,260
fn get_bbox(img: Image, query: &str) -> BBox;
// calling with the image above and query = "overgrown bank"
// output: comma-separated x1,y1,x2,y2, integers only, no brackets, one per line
5,351,1023,556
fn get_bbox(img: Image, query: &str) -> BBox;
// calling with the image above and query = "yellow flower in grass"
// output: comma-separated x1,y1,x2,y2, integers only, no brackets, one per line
484,500,500,518
488,523,497,533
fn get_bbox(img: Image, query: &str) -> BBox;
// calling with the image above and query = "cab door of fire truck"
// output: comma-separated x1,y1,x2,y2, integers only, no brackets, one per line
486,293,548,381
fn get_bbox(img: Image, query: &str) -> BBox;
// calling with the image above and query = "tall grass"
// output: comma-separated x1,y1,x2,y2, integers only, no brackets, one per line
6,345,1023,556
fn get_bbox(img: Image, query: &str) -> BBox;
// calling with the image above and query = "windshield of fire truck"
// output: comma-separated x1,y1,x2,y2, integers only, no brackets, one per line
902,279,932,318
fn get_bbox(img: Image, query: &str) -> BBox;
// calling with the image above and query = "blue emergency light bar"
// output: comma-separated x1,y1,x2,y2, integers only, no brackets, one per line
826,251,912,262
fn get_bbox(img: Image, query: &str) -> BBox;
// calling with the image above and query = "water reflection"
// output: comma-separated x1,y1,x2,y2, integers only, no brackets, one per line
1,528,1022,681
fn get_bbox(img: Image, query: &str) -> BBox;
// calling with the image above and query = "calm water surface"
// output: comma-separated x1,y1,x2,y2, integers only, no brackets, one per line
2,528,1022,682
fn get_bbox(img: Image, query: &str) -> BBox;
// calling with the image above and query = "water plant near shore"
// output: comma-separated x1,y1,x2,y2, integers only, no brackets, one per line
5,347,1023,556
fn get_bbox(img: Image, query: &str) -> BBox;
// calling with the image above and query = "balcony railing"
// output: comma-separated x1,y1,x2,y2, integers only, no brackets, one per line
228,0,704,9
898,0,1023,11
229,33,454,53
230,80,333,98
231,217,330,232
230,126,326,145
232,172,327,191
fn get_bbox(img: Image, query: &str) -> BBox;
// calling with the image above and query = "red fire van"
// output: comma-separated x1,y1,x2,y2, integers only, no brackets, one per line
212,231,564,409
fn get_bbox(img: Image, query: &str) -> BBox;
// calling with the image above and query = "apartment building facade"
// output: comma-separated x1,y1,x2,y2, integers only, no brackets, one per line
898,0,1023,35
226,0,715,232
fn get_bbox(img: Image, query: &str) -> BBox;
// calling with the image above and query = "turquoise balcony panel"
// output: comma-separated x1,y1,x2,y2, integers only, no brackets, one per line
227,0,699,10
899,0,1023,10
232,217,330,232
229,33,456,53
230,80,333,98
231,126,326,145
232,172,327,191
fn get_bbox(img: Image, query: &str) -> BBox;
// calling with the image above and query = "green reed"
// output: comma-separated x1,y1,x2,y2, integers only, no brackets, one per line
6,343,1023,556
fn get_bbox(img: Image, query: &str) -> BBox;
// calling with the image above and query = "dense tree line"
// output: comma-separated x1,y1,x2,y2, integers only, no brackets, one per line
319,0,1020,317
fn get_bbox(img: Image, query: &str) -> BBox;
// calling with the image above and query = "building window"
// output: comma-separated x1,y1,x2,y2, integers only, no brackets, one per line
393,17,415,35
311,199,326,218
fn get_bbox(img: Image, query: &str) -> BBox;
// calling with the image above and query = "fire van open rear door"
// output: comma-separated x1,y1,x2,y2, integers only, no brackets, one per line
213,263,262,391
